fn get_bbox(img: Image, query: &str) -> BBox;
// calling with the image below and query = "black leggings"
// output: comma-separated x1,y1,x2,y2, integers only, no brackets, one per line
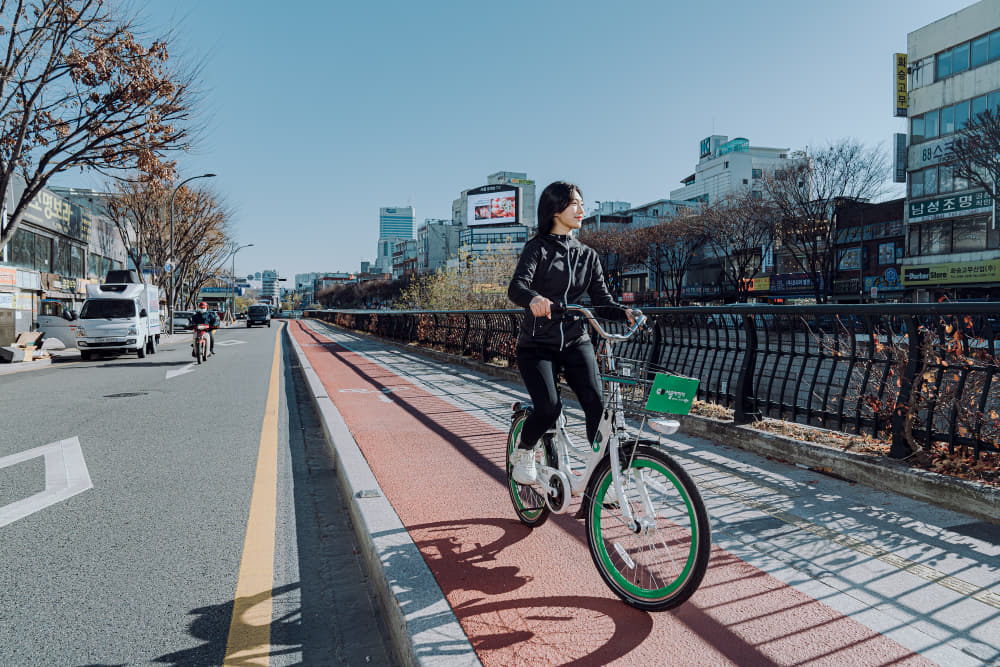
516,341,604,450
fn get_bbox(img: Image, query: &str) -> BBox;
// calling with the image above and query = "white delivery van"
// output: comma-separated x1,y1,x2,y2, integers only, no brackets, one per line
76,277,160,361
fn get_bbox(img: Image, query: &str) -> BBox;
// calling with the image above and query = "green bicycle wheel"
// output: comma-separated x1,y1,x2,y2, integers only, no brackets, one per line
585,441,710,611
507,410,550,528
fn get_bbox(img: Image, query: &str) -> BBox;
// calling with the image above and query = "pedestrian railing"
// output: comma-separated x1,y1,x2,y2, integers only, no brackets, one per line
305,304,1000,461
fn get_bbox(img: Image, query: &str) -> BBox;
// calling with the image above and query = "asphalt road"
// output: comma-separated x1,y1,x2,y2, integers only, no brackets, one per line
0,324,396,666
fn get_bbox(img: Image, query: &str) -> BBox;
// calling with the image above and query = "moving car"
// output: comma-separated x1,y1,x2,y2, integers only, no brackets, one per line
246,304,271,328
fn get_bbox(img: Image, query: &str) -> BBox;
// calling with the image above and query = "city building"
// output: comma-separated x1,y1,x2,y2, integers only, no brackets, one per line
453,171,534,258
376,206,414,272
831,198,907,304
669,135,793,204
392,238,418,279
1,176,126,343
417,218,461,274
902,0,1000,301
259,269,280,305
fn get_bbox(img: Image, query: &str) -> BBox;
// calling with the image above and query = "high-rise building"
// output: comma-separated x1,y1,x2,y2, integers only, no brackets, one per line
376,206,414,271
902,0,1000,302
260,269,279,305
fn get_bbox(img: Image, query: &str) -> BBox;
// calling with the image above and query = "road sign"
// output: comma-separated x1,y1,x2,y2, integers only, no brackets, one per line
870,286,878,299
164,258,176,273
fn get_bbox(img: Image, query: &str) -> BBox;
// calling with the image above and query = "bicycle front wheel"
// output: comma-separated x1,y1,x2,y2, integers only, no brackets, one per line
507,410,550,528
585,442,710,611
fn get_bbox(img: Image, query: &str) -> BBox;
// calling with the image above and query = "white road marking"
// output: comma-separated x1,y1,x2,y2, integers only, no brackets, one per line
216,340,246,347
167,363,197,379
0,437,93,528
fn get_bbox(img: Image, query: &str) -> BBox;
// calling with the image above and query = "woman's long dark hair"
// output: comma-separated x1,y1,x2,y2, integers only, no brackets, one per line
536,181,581,236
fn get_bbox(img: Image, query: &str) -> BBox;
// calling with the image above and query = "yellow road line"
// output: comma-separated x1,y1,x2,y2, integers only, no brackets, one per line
224,324,284,665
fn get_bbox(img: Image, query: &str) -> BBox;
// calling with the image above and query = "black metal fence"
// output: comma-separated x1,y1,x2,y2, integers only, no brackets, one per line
305,304,1000,461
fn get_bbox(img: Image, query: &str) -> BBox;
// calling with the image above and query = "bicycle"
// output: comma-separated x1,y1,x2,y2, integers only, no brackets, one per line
506,304,711,611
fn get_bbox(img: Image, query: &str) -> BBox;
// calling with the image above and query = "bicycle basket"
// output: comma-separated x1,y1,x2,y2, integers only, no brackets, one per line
600,355,699,418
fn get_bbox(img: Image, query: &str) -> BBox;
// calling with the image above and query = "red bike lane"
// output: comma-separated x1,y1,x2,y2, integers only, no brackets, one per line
290,321,933,666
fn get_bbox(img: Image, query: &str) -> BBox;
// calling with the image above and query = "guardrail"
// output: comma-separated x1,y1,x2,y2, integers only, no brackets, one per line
305,304,1000,461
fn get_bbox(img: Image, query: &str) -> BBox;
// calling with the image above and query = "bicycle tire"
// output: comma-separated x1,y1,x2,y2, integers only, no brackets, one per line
585,441,710,611
506,410,550,528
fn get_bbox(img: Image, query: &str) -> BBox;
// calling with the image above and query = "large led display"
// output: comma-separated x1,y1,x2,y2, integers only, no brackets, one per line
466,184,518,227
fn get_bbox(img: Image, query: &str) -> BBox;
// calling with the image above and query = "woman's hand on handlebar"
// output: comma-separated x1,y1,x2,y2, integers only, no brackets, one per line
529,295,553,319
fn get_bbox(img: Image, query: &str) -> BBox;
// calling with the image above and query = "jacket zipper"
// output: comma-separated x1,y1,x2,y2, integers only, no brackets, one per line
560,246,575,350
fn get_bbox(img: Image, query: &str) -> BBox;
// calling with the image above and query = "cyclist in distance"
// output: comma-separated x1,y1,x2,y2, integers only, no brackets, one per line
190,302,221,356
507,181,634,485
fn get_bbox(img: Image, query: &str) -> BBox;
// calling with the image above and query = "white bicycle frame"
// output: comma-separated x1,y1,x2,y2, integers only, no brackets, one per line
529,305,658,530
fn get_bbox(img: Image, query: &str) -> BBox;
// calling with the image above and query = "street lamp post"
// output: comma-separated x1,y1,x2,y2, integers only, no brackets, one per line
228,243,253,321
169,173,216,334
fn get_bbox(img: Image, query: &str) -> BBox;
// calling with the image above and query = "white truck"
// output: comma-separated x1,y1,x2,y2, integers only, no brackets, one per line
76,274,161,361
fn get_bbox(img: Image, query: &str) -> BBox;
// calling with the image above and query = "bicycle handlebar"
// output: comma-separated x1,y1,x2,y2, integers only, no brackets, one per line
551,303,647,342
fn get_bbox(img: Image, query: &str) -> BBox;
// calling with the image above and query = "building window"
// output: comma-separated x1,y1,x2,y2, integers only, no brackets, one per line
924,166,938,196
956,100,971,130
925,109,939,139
11,228,34,267
71,246,84,278
919,222,951,255
952,42,970,74
941,105,955,135
752,168,762,179
34,234,51,272
952,216,988,252
937,50,952,79
972,35,989,68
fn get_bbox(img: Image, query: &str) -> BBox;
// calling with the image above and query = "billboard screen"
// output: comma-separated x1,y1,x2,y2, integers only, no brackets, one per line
466,184,518,227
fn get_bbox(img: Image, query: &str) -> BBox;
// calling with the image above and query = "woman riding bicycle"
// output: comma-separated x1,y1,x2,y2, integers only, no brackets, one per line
507,181,634,485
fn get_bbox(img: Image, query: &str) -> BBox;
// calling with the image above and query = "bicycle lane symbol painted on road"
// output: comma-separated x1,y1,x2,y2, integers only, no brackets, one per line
0,437,93,528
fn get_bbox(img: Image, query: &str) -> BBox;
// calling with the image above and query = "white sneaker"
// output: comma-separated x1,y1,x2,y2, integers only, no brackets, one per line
510,448,537,485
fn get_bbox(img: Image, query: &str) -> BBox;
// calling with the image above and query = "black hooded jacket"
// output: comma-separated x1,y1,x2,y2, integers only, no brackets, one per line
507,233,628,349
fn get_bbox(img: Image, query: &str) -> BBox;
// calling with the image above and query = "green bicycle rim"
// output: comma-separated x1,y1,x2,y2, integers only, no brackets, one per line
591,458,698,599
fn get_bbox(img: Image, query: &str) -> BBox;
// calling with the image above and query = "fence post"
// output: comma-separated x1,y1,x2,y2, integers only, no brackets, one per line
890,318,921,459
734,314,761,424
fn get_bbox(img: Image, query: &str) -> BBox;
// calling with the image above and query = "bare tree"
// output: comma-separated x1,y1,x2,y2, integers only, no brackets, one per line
578,226,631,295
761,139,889,303
951,107,1000,207
0,0,197,252
640,213,703,306
697,191,773,302
103,177,231,301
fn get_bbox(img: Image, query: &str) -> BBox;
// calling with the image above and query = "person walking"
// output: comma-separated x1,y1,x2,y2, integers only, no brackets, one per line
506,181,634,484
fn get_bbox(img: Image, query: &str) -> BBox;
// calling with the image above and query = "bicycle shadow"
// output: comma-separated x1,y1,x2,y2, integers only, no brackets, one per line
373,517,657,664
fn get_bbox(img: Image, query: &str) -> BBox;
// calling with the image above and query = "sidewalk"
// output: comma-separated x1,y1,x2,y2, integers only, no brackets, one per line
287,319,1000,667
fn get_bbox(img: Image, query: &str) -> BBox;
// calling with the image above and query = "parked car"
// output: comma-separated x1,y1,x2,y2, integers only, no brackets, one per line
172,310,195,331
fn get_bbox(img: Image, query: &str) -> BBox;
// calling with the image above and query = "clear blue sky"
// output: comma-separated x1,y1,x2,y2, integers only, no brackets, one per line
55,0,979,281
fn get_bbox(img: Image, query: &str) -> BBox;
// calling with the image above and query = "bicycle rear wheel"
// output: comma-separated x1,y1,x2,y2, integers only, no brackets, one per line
507,410,550,528
585,441,710,611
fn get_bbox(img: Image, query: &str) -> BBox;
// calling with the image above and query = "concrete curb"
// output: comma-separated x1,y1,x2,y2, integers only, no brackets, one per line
310,322,999,526
283,326,481,667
